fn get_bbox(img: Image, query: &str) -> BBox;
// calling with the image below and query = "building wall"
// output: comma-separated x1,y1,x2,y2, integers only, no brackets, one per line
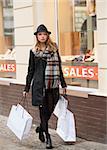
96,0,107,93
13,0,57,83
13,0,34,83
33,0,57,42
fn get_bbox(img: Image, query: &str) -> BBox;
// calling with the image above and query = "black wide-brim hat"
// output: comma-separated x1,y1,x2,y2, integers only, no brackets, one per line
34,24,51,35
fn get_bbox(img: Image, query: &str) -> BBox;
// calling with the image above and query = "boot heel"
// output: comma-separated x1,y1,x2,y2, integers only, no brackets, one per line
46,134,53,149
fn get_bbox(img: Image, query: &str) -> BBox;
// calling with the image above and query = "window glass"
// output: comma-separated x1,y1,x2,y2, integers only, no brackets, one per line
58,0,98,88
0,0,16,79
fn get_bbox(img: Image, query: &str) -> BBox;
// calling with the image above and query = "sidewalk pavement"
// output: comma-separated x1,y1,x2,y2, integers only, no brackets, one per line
0,115,107,150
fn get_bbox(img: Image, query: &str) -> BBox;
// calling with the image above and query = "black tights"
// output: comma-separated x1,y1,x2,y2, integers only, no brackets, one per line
39,89,59,137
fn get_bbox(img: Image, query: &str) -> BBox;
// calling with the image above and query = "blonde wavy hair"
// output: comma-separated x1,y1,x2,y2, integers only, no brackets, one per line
33,35,58,52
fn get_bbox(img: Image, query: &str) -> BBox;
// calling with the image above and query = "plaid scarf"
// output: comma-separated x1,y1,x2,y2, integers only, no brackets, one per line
32,48,60,89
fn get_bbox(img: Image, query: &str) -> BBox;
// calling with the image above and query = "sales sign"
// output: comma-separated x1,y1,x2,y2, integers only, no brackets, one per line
0,64,16,72
62,66,98,80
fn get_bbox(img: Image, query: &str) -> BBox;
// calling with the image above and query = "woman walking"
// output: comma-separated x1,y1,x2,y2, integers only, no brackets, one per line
23,24,67,149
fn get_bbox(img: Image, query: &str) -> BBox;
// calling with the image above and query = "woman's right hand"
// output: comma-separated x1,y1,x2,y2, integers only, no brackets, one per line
23,91,28,97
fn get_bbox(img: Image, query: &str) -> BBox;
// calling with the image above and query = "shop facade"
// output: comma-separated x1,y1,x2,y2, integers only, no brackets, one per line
0,0,107,143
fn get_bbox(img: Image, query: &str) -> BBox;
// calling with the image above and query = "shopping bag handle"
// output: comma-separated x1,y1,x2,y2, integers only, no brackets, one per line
63,94,67,97
61,94,69,107
62,94,68,99
18,96,29,113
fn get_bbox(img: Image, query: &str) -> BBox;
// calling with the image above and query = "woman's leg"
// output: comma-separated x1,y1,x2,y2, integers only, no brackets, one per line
38,88,59,148
38,89,54,148
40,88,59,131
39,105,49,135
39,104,53,149
35,105,45,143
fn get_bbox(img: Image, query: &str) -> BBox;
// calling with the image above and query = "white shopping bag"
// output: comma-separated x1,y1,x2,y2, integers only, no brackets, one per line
53,96,68,118
56,109,76,142
7,104,33,140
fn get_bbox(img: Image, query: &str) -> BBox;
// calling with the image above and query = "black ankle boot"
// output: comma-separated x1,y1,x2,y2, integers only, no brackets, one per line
46,134,53,149
35,126,45,143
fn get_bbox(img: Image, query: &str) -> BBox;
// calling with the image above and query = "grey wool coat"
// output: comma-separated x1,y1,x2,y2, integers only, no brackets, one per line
24,49,67,106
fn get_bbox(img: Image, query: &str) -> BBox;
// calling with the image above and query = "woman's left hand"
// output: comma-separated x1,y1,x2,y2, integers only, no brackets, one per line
62,87,67,95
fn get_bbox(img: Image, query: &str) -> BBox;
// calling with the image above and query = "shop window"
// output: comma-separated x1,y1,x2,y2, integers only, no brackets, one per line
58,0,98,88
0,0,16,79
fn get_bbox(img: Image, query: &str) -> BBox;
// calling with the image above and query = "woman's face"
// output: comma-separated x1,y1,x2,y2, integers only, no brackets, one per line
36,32,48,43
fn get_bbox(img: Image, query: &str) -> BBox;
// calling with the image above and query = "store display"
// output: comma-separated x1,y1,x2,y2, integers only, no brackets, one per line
0,48,16,60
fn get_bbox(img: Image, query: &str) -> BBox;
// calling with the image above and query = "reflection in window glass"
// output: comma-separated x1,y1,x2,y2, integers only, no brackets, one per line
0,0,16,79
75,0,86,6
58,0,98,89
